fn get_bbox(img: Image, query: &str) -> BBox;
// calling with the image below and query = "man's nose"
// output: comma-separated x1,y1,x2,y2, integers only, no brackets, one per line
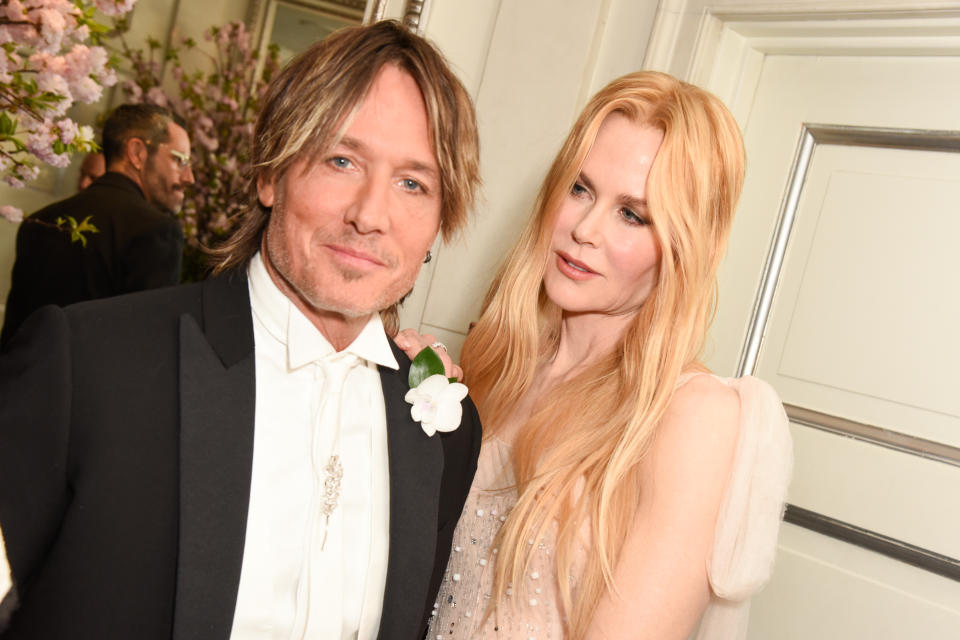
181,165,195,184
344,178,390,233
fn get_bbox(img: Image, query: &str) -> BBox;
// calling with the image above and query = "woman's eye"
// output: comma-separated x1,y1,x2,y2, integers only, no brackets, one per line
571,182,588,197
621,208,649,226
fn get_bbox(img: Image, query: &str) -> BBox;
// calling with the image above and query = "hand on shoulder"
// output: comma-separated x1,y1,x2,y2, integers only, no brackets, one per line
394,328,463,381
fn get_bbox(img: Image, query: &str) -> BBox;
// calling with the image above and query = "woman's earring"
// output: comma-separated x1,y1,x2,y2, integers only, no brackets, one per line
424,250,432,264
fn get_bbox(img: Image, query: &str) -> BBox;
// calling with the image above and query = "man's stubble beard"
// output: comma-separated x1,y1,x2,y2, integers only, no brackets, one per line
264,208,418,320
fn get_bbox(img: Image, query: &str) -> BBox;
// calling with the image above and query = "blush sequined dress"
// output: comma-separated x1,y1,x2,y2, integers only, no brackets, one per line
426,374,792,640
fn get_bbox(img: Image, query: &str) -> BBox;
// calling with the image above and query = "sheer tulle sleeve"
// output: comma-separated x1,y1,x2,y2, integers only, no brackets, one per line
694,375,793,640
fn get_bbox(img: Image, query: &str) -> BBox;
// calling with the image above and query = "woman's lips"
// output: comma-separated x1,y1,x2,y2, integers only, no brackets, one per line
555,251,598,280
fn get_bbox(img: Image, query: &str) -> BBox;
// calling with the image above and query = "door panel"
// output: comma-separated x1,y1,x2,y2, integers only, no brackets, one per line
750,525,960,639
712,47,960,638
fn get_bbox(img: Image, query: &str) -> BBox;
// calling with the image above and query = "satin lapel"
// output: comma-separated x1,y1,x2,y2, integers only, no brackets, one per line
377,342,444,639
173,273,256,640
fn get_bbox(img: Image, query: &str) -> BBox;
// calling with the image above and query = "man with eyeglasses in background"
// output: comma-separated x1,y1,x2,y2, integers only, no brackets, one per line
0,103,193,347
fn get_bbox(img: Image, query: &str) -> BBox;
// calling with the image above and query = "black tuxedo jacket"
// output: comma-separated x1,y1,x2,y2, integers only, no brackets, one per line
0,171,183,347
0,270,481,639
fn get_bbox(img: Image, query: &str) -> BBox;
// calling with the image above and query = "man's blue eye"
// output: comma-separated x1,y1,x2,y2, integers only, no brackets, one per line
331,157,350,168
402,178,422,191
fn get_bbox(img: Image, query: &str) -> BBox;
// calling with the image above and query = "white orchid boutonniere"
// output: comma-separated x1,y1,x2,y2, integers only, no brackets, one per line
404,347,468,437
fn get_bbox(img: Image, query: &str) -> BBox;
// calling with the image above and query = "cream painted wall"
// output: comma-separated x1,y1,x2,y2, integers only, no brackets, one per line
402,0,661,356
0,0,250,316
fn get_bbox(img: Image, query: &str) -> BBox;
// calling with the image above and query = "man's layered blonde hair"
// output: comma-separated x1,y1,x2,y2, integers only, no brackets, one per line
211,19,480,274
460,71,745,637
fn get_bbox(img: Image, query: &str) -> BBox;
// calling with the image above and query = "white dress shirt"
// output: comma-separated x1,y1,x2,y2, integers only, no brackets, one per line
230,252,396,640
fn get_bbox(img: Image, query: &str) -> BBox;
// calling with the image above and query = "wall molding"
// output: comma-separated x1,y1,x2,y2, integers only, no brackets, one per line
784,504,960,582
786,404,960,468
736,123,960,378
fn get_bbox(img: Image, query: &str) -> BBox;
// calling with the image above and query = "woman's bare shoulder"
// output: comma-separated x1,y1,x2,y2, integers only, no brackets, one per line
663,373,740,439
640,373,742,491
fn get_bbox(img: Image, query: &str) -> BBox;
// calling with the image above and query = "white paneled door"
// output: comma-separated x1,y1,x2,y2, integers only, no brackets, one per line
646,4,960,637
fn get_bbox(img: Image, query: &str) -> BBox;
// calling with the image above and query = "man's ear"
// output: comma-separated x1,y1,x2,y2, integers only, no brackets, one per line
125,137,148,171
257,173,276,208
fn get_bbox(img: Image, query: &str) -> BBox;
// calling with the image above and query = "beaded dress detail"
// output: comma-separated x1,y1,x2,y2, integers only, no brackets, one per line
427,374,792,640
427,436,586,639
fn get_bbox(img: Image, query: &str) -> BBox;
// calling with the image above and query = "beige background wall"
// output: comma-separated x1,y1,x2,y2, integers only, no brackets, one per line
399,0,660,355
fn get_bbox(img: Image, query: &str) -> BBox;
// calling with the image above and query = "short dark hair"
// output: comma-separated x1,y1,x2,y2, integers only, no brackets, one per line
101,103,181,167
210,19,480,274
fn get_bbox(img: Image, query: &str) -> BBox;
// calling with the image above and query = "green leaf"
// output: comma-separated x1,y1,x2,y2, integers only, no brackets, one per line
0,112,14,136
408,346,446,388
62,215,99,246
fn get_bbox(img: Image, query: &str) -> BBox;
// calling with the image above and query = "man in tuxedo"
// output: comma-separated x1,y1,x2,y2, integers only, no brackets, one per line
0,20,481,640
0,103,192,347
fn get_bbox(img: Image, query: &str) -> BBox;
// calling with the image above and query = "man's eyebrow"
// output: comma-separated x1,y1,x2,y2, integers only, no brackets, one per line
338,135,366,152
336,135,439,178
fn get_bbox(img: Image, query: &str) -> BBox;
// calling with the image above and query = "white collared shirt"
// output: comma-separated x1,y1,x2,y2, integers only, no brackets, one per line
230,252,396,640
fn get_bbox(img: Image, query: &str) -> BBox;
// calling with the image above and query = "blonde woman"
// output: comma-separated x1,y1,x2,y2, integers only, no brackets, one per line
398,71,792,639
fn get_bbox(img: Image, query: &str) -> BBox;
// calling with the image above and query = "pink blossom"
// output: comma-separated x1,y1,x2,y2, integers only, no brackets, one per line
121,80,143,101
34,8,67,38
93,0,137,17
36,71,72,116
4,176,25,189
26,8,68,55
88,45,109,73
29,51,66,76
15,164,40,181
3,0,27,21
70,23,90,43
63,44,91,80
236,28,250,51
56,117,78,144
97,65,117,86
26,124,66,167
145,86,168,107
0,205,25,224
69,76,102,103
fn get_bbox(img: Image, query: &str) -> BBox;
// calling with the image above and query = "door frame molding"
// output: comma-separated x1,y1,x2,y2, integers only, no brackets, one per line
644,1,960,122
643,0,960,580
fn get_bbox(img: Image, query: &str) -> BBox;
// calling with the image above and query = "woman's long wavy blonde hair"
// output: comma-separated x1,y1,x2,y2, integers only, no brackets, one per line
459,71,745,637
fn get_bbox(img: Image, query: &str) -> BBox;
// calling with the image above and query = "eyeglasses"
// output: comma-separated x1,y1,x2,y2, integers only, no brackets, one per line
132,136,191,169
169,148,191,169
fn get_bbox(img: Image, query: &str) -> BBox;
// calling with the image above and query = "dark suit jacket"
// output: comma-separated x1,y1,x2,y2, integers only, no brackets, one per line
0,171,183,347
0,271,481,639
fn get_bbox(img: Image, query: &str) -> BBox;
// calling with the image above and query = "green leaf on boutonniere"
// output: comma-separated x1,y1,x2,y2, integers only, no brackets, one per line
408,346,446,388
